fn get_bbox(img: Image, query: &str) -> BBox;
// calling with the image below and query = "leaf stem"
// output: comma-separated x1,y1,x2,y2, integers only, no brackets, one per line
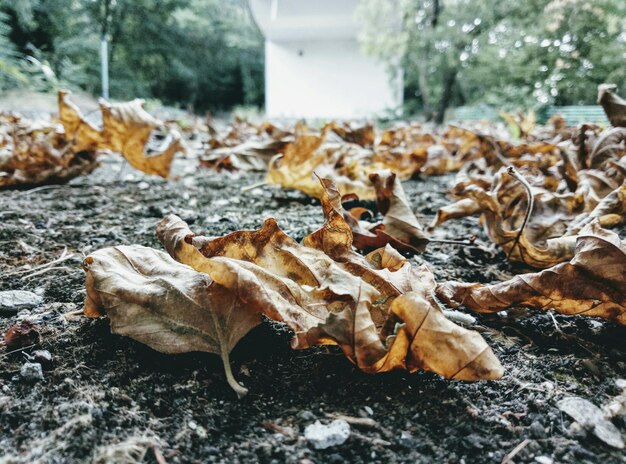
506,167,534,260
220,346,248,398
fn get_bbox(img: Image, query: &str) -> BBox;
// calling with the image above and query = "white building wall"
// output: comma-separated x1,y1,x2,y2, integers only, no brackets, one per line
265,38,401,119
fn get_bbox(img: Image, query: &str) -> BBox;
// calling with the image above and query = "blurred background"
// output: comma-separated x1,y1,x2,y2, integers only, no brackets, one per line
0,0,624,123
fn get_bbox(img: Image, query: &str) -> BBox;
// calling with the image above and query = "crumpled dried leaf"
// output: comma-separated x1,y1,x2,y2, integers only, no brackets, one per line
83,245,260,397
265,129,376,200
567,184,626,234
200,139,289,172
3,320,40,349
83,210,503,396
59,90,184,178
0,112,99,188
368,170,430,252
598,84,626,128
436,222,625,325
323,121,375,147
589,127,626,170
308,172,429,255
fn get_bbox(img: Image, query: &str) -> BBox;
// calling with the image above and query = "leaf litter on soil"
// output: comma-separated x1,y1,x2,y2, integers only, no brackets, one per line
1,84,625,461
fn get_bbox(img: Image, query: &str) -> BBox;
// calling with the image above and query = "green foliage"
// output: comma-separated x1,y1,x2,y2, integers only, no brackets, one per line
0,10,28,91
358,0,626,121
0,0,264,112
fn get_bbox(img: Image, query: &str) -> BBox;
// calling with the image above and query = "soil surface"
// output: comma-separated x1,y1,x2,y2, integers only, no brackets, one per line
0,156,624,464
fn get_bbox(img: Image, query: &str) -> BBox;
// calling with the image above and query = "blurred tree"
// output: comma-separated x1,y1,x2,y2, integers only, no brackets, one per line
0,0,264,112
0,6,31,91
358,0,626,122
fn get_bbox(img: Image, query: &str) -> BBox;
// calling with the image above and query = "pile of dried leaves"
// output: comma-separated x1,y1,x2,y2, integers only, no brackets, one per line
0,91,185,188
82,169,623,396
82,181,505,398
0,111,99,188
79,84,625,396
6,84,623,397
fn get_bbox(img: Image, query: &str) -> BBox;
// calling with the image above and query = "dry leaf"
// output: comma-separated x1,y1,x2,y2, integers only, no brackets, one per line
436,222,625,325
265,130,376,199
308,172,429,255
59,90,184,178
157,214,502,380
3,320,40,349
598,84,626,127
83,245,260,397
0,112,99,188
368,170,430,252
82,208,503,396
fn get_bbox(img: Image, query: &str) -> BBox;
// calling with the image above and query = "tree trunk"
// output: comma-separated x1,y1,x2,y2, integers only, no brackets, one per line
435,69,457,125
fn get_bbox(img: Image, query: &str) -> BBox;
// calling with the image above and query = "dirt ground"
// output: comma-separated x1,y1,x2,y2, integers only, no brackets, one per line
0,155,624,464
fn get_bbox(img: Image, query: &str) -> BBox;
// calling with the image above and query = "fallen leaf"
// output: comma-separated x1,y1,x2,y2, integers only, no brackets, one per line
3,320,40,349
0,112,99,189
83,245,260,397
83,209,503,396
307,173,429,255
59,90,184,178
436,222,625,325
598,84,626,128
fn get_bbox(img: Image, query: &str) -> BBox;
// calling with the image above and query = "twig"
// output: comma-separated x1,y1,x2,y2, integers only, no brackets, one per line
549,312,561,332
153,447,168,464
0,248,75,279
63,308,85,319
17,185,63,196
325,414,379,429
325,413,393,439
505,167,534,260
21,266,75,279
429,237,476,247
501,438,530,464
351,431,391,447
241,180,268,192
0,344,37,359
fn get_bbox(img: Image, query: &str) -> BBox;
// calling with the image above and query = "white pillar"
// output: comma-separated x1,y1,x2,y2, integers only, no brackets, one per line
100,35,109,100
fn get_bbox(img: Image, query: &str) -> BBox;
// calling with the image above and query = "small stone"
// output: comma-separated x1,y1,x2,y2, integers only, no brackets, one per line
0,291,43,315
195,424,208,439
557,396,624,449
298,410,317,421
255,442,272,458
20,362,44,382
535,457,553,464
304,420,350,450
32,350,53,370
188,420,198,430
364,406,374,416
529,421,546,438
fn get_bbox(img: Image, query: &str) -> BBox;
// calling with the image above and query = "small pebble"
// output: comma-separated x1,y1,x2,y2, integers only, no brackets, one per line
20,362,44,382
32,350,53,370
304,420,350,450
298,410,317,421
529,421,546,438
0,291,43,315
535,457,554,464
